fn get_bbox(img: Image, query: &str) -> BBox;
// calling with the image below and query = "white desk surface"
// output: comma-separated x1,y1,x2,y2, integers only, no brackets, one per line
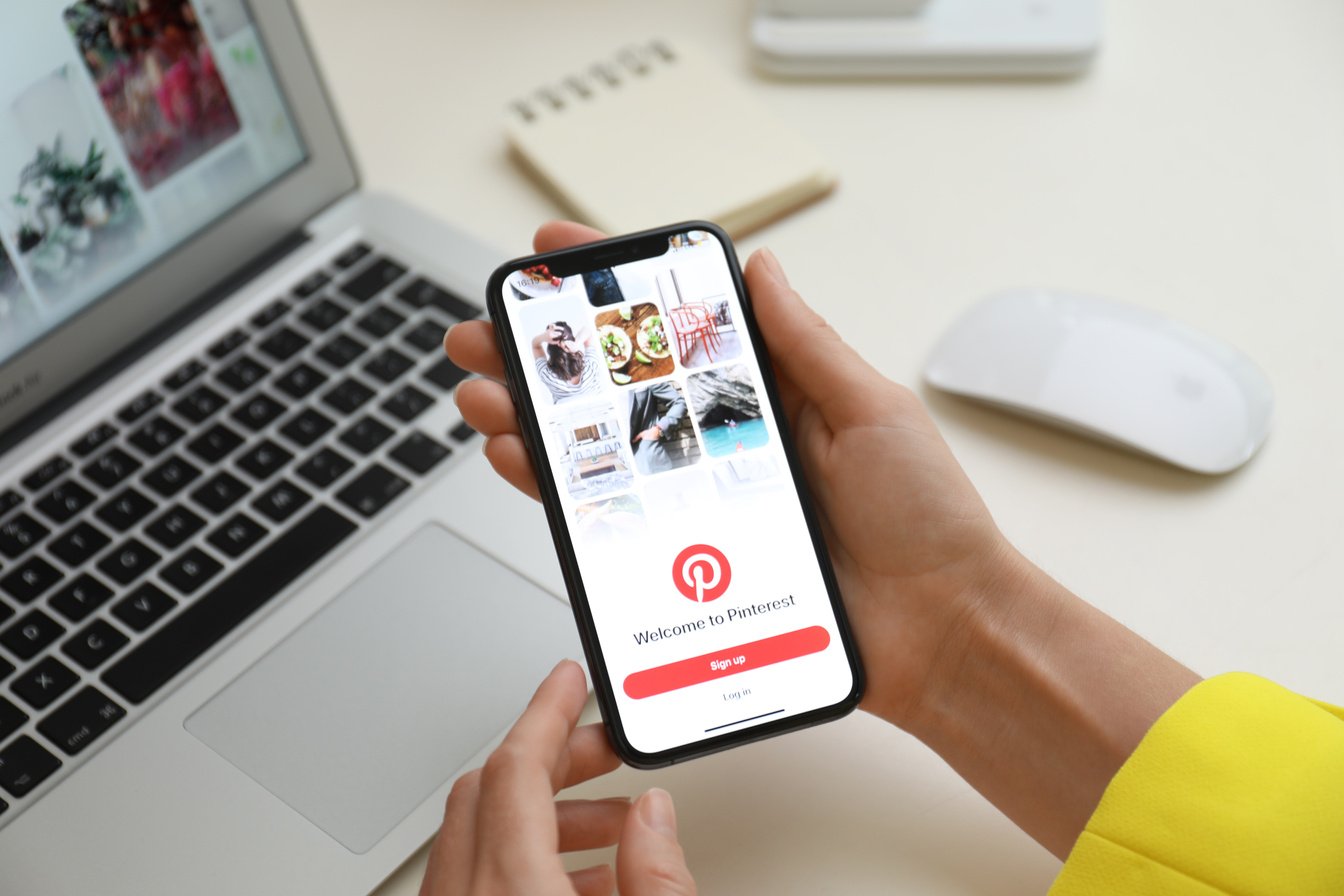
291,2,1344,892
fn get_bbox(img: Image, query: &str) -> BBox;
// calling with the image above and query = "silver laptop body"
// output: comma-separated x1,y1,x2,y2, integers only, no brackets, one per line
0,4,578,893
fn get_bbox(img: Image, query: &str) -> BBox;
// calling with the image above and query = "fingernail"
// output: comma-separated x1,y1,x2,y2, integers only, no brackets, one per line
759,248,789,286
638,788,678,838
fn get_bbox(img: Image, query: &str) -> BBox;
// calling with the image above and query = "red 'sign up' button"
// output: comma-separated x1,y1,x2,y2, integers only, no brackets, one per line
623,626,831,699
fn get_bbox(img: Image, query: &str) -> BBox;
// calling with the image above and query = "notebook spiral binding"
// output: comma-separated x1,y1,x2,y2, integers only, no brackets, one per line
509,40,678,124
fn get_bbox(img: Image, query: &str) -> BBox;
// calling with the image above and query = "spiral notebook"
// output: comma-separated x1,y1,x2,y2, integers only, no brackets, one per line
505,41,836,237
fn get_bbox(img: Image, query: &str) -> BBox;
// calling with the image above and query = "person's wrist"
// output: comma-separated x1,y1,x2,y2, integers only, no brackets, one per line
864,534,1044,735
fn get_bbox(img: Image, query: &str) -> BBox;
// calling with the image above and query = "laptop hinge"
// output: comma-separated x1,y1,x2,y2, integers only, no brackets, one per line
0,229,312,457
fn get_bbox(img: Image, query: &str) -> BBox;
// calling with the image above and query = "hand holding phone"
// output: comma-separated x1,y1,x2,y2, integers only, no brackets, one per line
453,222,1011,763
485,222,864,766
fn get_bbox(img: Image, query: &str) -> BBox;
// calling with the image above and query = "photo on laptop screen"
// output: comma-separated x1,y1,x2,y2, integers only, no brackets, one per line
63,0,242,189
0,1,305,368
2,63,148,306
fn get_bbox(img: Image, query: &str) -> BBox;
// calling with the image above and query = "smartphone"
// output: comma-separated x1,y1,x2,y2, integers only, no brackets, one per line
487,222,863,767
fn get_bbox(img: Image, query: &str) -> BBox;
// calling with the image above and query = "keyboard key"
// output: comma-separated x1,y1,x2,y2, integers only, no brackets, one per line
1,609,65,661
274,362,327,399
251,481,310,524
0,513,49,560
382,384,434,422
162,359,206,391
48,522,110,568
231,393,286,431
112,584,177,632
0,735,61,798
11,657,77,710
48,574,114,623
333,241,371,269
322,377,375,415
207,513,268,558
295,448,353,489
37,686,125,757
96,539,161,586
95,487,155,532
207,327,248,360
336,464,410,518
117,389,162,424
257,326,309,362
128,416,185,457
316,333,367,368
142,455,203,498
172,384,228,423
218,355,268,392
1,558,63,604
0,656,12,681
103,506,357,704
83,447,142,489
450,421,478,442
144,505,205,550
278,408,335,448
292,270,330,297
338,417,394,455
22,456,71,493
0,490,22,516
191,472,251,514
63,619,129,670
0,697,26,743
250,298,289,329
0,602,12,628
363,346,414,384
34,480,95,525
186,422,244,464
341,256,406,302
69,423,118,458
389,432,452,475
355,305,406,339
403,317,449,353
299,298,348,333
160,548,223,596
424,357,470,391
396,277,480,320
237,439,294,481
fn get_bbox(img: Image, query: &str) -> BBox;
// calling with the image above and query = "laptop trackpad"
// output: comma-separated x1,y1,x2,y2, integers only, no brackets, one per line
185,523,580,853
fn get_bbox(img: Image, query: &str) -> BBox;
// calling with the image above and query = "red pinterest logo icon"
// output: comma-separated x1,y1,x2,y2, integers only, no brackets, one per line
672,544,732,603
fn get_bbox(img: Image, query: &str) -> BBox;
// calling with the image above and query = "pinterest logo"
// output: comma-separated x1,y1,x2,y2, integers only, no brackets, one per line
672,544,732,603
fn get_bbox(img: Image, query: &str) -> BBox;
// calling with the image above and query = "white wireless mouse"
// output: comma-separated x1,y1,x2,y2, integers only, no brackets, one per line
924,289,1274,474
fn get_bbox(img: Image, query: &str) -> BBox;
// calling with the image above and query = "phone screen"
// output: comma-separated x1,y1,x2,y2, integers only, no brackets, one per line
492,226,860,763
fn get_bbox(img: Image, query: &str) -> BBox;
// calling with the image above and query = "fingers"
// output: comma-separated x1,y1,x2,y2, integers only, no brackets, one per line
616,789,698,896
482,434,542,501
444,320,506,381
568,864,617,896
745,249,887,429
420,769,481,896
563,723,622,788
455,378,520,437
556,797,631,852
474,661,589,870
535,220,607,254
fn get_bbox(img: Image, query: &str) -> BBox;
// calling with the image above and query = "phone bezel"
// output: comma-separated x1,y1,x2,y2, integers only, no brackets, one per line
485,221,864,768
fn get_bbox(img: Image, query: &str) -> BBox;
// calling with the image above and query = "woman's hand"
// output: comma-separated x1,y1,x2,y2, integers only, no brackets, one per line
446,221,1004,728
419,661,696,896
445,222,1197,859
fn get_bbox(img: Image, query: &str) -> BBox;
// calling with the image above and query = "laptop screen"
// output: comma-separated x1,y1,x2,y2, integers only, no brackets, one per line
0,0,306,369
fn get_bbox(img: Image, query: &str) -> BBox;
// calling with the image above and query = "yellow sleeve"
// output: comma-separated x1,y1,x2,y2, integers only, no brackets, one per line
1049,672,1344,896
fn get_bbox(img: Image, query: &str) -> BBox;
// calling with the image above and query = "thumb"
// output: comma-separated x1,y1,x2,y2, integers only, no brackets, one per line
616,789,697,896
744,249,885,428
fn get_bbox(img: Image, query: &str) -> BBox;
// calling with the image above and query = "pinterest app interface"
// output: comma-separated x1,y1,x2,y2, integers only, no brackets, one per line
502,231,855,755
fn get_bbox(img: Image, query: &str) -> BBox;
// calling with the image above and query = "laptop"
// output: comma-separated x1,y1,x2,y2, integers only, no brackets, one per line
0,3,582,893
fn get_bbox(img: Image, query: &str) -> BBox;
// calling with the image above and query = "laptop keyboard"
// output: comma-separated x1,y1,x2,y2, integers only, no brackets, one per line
0,239,480,822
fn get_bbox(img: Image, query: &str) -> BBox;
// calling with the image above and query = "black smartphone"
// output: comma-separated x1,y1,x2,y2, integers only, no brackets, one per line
487,222,863,767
